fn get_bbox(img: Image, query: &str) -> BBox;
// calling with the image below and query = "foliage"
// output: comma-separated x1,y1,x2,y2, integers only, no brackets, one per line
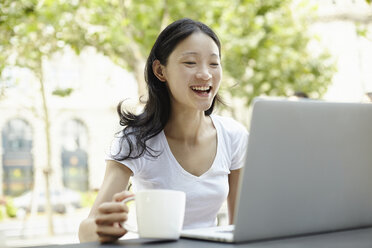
0,0,83,98
0,0,336,110
58,0,336,109
355,0,372,41
0,197,17,220
0,206,3,221
214,0,335,106
52,87,74,97
0,0,72,73
6,198,17,218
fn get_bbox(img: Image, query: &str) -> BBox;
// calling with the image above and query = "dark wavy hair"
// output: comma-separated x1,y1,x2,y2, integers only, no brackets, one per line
113,18,222,160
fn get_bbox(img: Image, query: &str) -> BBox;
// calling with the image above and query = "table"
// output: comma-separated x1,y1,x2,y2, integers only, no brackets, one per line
23,227,372,248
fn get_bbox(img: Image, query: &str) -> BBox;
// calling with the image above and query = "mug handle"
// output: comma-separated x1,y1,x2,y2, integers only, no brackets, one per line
121,196,137,233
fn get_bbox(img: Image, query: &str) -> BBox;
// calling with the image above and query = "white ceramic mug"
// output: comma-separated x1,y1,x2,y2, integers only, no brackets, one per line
121,189,186,239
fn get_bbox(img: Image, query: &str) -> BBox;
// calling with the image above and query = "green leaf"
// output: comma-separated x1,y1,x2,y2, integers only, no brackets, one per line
52,87,73,97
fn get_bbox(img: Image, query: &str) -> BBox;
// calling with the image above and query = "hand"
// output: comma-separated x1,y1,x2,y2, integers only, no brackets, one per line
95,191,134,243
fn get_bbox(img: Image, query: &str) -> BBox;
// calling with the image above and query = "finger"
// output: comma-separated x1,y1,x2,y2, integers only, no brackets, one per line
97,226,127,243
99,236,118,244
95,212,128,226
98,202,126,214
113,191,134,202
96,224,127,236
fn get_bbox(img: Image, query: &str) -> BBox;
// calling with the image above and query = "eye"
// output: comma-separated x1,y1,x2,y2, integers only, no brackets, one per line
210,63,219,67
183,62,196,65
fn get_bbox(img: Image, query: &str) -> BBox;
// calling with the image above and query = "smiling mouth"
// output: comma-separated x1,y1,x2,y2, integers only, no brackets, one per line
190,86,212,94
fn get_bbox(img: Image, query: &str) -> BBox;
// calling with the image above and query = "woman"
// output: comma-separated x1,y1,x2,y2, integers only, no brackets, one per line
78,18,248,243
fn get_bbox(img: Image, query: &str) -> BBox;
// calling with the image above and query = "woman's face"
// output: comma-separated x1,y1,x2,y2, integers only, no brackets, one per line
162,31,222,114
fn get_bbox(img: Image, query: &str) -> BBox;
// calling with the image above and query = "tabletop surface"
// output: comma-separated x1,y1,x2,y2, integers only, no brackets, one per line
24,227,372,248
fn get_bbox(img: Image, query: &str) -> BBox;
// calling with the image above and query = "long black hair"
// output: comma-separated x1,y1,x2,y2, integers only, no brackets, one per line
113,18,222,160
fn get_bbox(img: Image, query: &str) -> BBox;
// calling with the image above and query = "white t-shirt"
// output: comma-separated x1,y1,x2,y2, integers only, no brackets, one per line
107,115,248,229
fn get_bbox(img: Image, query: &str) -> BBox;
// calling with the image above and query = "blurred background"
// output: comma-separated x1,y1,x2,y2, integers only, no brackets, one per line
0,0,371,247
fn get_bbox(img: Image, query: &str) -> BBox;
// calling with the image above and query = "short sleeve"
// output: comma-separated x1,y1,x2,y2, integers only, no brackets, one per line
229,122,249,171
211,115,249,171
105,134,143,175
219,117,248,170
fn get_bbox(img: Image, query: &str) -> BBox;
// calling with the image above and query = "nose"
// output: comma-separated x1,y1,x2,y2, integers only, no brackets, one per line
196,67,212,81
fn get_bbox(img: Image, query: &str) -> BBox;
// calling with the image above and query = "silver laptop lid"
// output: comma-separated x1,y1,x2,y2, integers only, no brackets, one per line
234,98,372,242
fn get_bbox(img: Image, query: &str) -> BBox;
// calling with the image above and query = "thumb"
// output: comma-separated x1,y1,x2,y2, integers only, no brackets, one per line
113,190,134,202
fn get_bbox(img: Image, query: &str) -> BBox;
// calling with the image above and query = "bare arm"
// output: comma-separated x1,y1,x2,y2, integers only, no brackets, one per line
227,169,241,224
78,160,133,243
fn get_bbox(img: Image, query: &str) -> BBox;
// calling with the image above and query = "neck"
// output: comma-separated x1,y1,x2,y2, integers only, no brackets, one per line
164,110,212,144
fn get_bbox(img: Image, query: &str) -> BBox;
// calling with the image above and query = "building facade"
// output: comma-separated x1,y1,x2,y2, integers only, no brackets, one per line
0,47,138,196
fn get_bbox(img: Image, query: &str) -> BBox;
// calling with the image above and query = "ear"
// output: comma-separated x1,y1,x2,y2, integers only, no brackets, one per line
152,60,167,82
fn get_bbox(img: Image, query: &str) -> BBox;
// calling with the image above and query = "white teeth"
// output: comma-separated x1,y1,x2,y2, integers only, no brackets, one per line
191,86,210,91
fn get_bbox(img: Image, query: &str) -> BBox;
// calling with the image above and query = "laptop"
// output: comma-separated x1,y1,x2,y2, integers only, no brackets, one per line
181,98,372,243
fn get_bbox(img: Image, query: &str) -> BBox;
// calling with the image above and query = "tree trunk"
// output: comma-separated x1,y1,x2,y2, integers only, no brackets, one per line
133,59,147,101
37,67,54,236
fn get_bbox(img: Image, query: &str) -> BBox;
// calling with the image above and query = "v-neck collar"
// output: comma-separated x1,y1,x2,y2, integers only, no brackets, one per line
160,115,220,179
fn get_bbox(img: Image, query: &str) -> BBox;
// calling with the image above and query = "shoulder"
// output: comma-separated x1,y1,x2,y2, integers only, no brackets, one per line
211,115,248,170
109,128,163,160
211,115,248,136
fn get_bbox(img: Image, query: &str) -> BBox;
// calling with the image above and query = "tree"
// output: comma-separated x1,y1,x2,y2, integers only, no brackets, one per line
0,0,82,234
52,0,335,120
1,0,335,114
217,0,335,105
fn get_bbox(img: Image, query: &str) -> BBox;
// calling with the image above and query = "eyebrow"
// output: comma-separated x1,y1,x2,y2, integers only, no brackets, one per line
180,51,219,58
